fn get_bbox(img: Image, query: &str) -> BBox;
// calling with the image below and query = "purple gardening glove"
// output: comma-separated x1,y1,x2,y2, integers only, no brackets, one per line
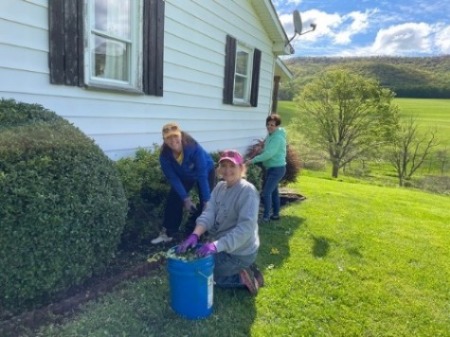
176,234,199,254
196,242,217,257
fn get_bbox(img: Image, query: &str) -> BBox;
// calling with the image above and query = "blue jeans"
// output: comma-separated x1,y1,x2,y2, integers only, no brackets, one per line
213,251,257,288
262,166,286,219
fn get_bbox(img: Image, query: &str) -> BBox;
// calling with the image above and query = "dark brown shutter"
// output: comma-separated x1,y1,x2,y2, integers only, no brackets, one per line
250,48,261,107
143,0,165,96
48,0,84,86
223,35,236,104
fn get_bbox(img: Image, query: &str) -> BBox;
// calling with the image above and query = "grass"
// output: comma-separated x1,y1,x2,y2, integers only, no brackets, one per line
279,98,450,179
395,98,450,145
31,175,450,337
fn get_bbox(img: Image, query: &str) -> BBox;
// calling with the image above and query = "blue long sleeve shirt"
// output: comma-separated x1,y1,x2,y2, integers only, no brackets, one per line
159,143,214,201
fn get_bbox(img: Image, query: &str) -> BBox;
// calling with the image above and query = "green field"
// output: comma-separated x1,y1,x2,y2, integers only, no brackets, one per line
279,98,450,146
395,98,450,145
278,98,450,184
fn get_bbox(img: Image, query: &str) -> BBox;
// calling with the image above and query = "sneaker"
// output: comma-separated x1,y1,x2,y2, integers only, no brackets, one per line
239,268,259,295
260,217,270,223
151,232,173,244
250,264,265,287
270,215,280,221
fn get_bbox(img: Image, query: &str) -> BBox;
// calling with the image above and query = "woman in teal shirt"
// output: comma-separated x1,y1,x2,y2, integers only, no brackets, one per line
246,114,286,222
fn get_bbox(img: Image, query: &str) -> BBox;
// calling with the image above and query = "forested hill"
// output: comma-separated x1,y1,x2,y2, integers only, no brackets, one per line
281,55,450,99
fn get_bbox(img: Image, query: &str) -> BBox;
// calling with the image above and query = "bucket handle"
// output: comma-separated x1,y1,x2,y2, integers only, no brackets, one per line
197,270,210,279
197,269,216,285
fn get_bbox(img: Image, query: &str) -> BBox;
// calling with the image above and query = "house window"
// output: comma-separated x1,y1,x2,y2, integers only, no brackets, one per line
86,0,140,89
223,35,261,107
234,44,252,102
48,0,164,96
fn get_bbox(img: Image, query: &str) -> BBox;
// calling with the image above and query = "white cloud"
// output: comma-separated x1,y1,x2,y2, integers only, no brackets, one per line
370,23,432,55
333,10,373,44
434,25,450,54
285,9,342,43
285,8,375,51
272,0,302,9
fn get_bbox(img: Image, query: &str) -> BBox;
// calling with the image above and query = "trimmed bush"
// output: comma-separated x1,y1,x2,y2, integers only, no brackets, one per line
115,147,169,249
0,99,127,312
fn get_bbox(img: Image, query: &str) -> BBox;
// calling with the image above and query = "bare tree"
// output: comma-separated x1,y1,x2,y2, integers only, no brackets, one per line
295,69,399,178
386,117,438,186
435,149,449,175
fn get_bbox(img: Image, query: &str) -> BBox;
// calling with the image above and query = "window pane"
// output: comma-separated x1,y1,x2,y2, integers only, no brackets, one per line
94,0,131,39
235,51,249,75
234,75,246,99
93,35,129,81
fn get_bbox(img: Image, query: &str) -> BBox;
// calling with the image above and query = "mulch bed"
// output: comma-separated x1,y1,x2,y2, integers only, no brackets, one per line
279,190,307,206
1,191,306,337
0,256,165,337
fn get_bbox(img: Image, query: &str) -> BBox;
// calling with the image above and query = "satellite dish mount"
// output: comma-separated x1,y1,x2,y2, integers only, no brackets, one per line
287,10,317,44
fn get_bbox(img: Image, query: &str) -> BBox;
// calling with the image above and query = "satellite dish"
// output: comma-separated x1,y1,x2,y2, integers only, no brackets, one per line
287,10,317,44
293,10,303,35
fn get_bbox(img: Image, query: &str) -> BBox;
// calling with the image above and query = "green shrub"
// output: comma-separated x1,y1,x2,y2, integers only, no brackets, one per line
245,140,301,187
115,147,169,249
0,99,127,312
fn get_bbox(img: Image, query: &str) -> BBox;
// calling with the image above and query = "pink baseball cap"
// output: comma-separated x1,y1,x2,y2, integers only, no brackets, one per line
219,150,244,165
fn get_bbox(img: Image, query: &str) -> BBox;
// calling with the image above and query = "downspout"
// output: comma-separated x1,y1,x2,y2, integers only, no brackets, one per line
272,75,281,113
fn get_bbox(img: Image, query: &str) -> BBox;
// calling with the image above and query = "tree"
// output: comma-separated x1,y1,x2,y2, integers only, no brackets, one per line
385,117,438,186
294,68,399,178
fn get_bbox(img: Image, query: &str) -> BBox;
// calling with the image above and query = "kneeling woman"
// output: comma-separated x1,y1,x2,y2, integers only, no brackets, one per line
177,150,264,295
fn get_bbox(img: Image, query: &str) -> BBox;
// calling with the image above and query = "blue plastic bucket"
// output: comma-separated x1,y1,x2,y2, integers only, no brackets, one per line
167,249,215,320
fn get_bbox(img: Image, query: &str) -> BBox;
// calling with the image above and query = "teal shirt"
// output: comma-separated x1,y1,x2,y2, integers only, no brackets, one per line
251,127,287,168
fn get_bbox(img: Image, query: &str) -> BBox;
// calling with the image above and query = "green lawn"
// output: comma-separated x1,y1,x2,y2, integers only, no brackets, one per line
33,175,450,337
279,98,450,147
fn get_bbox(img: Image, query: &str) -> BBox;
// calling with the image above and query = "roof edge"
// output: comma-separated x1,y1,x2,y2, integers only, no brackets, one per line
251,0,294,55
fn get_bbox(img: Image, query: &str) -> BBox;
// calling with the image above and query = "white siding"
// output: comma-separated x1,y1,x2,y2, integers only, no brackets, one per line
0,0,280,160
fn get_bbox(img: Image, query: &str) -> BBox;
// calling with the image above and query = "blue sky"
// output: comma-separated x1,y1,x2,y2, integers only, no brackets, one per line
273,0,450,57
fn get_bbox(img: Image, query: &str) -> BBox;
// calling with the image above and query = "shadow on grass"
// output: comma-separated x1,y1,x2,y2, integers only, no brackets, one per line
312,235,330,258
257,214,305,269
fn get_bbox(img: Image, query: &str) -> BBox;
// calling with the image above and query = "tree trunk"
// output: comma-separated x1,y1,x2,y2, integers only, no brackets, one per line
332,163,339,178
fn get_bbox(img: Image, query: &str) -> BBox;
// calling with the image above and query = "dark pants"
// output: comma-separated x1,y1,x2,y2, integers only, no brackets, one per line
162,169,215,237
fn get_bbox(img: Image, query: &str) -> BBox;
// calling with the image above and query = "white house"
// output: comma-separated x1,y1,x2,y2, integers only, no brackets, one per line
0,0,293,159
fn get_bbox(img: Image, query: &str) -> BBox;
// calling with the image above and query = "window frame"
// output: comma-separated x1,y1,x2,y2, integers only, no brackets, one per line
48,0,164,96
233,42,253,105
83,0,143,93
223,35,261,107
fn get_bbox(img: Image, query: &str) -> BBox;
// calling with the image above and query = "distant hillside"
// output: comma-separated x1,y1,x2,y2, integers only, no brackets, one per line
281,56,450,99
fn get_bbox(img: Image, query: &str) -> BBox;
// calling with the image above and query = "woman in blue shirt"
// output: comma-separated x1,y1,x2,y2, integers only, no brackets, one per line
151,122,215,244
